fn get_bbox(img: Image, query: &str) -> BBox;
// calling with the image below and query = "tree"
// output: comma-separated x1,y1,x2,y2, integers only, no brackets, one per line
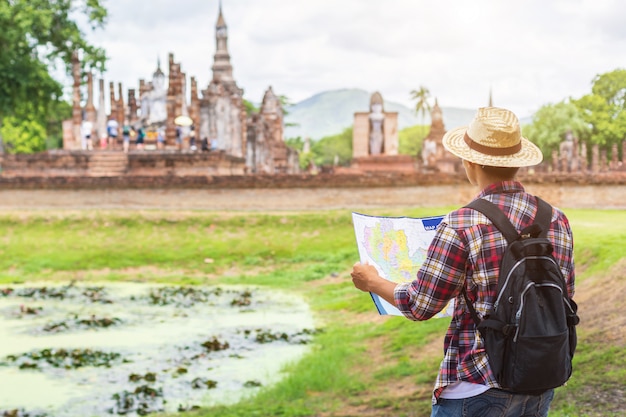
572,69,626,150
410,86,432,125
0,116,47,154
311,128,353,168
242,99,258,116
278,94,299,128
398,124,429,156
0,0,107,153
522,101,590,157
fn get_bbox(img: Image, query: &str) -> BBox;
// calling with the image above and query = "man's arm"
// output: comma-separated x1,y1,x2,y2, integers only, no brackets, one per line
351,262,398,306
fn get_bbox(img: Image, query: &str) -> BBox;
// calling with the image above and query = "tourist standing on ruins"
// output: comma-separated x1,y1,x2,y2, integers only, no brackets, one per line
189,126,197,151
157,128,165,150
81,119,93,151
136,127,145,151
106,117,119,149
350,107,575,417
122,121,131,153
175,126,183,151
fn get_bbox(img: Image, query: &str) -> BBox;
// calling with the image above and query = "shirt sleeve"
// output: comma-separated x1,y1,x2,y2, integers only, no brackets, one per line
551,212,576,298
394,221,468,320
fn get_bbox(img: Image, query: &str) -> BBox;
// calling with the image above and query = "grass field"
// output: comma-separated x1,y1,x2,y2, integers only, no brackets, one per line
0,207,624,417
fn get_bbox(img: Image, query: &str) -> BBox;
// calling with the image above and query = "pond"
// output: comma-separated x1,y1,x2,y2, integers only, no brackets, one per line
0,282,317,416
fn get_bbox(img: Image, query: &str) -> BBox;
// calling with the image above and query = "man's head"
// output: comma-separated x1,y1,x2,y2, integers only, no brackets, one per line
442,107,543,168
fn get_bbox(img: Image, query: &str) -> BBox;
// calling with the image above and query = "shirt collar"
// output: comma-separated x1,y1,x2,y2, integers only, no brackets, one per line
475,180,525,199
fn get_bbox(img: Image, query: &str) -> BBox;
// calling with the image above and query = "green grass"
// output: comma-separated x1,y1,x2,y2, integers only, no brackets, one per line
0,207,624,417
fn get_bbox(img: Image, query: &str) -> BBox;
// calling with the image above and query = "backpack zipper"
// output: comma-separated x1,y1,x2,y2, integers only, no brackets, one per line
514,281,564,342
495,255,564,312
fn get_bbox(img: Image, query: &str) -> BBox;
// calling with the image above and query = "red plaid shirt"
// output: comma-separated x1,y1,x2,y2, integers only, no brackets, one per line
394,181,575,403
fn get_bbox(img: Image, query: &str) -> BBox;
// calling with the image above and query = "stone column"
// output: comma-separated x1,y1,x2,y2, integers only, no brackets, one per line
109,82,117,121
591,144,599,174
165,54,178,145
97,79,107,140
85,73,97,138
570,138,579,172
138,79,146,125
579,142,588,173
551,149,559,173
610,143,619,170
117,82,125,128
128,89,138,125
190,77,200,130
70,51,82,149
600,149,608,172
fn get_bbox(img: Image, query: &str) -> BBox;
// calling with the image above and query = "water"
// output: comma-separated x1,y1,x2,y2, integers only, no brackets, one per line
0,282,315,416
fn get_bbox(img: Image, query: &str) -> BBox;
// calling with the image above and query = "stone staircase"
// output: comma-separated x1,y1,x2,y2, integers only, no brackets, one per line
88,152,129,176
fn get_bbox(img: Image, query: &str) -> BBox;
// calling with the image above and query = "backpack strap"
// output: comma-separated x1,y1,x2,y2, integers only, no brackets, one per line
461,195,554,327
534,197,553,238
462,197,520,327
464,198,519,244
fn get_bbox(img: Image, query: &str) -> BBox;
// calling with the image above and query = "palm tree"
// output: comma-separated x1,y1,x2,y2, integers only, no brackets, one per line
410,86,432,126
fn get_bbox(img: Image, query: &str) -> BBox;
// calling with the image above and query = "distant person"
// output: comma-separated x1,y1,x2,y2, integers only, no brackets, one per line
175,126,182,151
106,117,119,149
130,127,137,150
201,137,209,152
136,126,145,150
157,128,165,150
122,122,131,153
81,120,93,151
189,125,197,151
351,107,576,417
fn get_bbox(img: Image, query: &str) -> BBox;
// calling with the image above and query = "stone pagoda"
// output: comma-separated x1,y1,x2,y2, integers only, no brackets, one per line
420,98,459,173
247,86,299,174
198,4,247,158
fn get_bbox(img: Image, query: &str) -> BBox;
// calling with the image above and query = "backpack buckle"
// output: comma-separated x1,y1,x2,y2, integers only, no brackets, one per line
502,324,517,336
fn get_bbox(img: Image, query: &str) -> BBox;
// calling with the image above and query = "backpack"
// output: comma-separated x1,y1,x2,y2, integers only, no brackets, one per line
462,196,579,393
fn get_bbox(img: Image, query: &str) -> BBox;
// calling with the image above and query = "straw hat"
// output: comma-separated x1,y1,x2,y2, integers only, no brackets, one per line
442,107,543,167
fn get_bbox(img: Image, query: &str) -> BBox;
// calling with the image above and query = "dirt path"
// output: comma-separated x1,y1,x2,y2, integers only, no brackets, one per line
1,184,625,211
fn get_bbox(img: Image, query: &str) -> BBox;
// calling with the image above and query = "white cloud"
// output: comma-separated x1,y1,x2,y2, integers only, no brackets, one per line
69,0,626,119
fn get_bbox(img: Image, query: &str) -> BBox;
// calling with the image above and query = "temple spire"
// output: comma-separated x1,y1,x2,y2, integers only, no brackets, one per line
217,0,226,27
212,1,233,83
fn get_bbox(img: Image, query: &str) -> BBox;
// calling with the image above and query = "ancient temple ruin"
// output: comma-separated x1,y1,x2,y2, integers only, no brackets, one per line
198,6,246,158
63,4,298,175
348,92,415,173
420,99,459,174
352,92,398,157
247,87,299,174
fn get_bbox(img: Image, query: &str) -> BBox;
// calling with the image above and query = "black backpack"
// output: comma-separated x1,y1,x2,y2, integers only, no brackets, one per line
462,197,579,393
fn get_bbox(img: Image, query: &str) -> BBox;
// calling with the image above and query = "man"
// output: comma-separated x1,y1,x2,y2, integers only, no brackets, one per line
351,107,575,417
81,119,94,150
106,117,119,149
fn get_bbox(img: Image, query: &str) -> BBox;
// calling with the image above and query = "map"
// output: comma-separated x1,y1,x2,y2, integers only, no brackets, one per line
352,212,454,317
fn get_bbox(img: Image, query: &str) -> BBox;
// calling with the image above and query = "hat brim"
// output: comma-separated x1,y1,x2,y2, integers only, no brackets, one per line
442,126,543,168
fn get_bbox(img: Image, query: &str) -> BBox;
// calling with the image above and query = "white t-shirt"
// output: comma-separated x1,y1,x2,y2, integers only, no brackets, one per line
107,119,119,136
81,121,93,137
439,381,490,399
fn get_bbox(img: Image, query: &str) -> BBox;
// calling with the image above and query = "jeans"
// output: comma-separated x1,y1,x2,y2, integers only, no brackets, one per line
431,388,554,417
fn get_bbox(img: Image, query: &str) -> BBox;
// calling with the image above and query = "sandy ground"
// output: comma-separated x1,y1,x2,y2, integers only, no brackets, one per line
1,184,625,211
0,186,476,211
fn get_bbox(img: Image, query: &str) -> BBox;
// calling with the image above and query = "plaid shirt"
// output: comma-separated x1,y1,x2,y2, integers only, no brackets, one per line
394,181,575,404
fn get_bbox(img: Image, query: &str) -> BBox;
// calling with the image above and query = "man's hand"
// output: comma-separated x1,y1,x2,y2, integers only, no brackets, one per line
350,262,398,306
350,262,381,292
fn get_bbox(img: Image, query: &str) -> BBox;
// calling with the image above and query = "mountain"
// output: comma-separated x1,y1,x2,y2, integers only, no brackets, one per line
283,88,477,140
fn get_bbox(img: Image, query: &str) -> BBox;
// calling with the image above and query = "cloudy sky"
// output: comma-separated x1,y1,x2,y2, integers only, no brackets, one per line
78,0,626,118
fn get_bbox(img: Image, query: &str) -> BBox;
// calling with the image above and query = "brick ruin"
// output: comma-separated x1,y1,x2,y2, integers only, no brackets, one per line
414,102,626,178
61,4,298,175
3,6,625,183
